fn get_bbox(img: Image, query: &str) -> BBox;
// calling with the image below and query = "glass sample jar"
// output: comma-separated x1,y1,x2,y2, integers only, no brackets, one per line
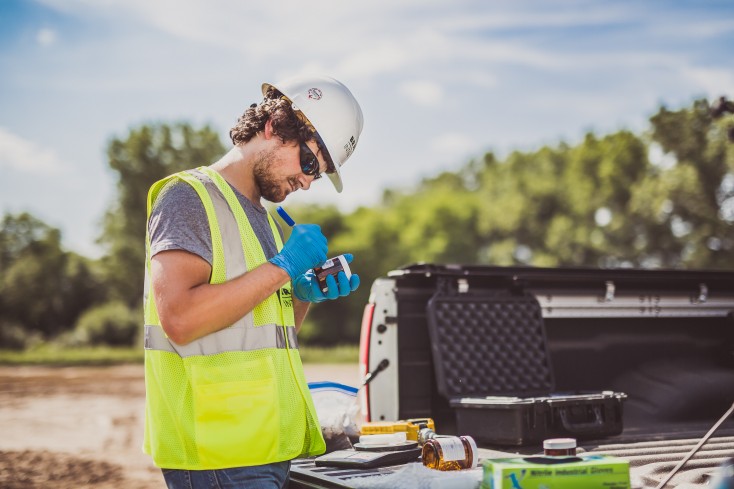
421,435,478,471
313,255,352,293
543,438,577,456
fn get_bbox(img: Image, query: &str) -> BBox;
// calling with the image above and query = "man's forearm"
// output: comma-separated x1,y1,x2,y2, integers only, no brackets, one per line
293,297,310,334
152,253,291,345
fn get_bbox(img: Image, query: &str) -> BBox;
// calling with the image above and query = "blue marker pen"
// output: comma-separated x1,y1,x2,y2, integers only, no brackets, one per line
276,206,296,227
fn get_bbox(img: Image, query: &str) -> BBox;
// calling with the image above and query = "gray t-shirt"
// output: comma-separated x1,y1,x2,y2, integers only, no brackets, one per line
148,177,283,265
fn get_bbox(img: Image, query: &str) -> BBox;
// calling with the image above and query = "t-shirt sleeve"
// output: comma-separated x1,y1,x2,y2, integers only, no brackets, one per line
148,180,213,265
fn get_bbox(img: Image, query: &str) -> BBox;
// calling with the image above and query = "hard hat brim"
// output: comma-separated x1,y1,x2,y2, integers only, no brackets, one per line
326,167,344,193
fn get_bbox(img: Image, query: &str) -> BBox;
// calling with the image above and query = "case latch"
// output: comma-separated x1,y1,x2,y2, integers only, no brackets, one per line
602,281,615,302
457,278,469,294
694,283,708,304
436,277,470,296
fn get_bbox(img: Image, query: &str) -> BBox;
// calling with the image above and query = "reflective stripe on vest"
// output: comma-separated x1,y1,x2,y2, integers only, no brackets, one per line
144,323,299,357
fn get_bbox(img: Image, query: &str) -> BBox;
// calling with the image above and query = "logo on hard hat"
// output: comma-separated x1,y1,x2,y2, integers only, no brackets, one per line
307,88,323,100
344,135,357,157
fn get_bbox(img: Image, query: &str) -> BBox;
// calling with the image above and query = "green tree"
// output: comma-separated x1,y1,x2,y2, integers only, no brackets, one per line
0,213,104,347
466,100,734,270
99,123,226,306
642,99,734,268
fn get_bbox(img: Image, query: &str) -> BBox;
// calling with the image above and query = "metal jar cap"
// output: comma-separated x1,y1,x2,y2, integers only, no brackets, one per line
543,438,577,450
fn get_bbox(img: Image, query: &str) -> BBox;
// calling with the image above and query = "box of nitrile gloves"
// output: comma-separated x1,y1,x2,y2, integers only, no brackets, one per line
480,454,631,489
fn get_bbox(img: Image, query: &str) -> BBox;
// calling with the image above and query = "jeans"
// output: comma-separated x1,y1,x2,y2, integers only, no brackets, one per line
162,461,291,489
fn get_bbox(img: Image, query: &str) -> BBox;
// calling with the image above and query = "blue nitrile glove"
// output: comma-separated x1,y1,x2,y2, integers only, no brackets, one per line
293,254,361,303
269,224,328,280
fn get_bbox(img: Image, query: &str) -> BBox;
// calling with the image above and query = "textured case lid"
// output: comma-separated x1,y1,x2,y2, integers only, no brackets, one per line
427,290,554,398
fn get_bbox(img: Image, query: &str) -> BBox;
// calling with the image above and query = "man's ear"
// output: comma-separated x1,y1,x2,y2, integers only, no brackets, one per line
263,118,274,139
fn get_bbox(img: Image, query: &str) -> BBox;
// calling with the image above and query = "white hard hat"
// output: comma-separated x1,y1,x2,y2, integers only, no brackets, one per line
262,75,364,193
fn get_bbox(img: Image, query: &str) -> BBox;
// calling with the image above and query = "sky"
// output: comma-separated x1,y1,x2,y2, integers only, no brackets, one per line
1,0,733,257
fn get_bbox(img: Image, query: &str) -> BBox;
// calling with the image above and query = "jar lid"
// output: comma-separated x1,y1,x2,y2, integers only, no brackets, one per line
462,436,479,468
543,438,577,450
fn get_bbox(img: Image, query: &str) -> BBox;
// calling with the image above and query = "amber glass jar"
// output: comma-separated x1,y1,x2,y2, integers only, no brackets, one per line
421,436,478,471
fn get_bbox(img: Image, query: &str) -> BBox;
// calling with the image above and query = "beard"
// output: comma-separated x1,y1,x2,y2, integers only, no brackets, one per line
253,149,290,203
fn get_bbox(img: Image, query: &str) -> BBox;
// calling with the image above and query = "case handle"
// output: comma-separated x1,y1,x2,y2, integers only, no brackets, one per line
557,405,605,434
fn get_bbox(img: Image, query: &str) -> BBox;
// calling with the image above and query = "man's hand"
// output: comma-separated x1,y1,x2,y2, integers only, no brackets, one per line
269,224,327,280
293,254,360,303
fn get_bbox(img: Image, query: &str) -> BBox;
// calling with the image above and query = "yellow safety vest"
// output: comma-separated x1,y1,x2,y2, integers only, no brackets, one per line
142,166,325,470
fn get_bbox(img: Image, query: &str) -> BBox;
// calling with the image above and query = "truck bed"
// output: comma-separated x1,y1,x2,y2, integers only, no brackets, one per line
309,264,734,489
291,427,734,488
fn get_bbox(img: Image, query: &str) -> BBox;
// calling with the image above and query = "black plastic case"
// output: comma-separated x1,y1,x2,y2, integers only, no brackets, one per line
426,286,626,446
450,392,626,445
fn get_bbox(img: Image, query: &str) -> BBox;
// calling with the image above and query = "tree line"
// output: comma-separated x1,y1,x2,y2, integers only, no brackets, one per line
1,99,732,349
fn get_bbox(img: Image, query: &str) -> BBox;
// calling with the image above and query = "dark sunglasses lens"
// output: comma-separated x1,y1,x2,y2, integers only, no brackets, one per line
300,143,320,176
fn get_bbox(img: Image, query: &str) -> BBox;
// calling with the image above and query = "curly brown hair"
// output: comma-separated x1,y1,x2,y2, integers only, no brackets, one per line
229,87,313,146
229,87,336,173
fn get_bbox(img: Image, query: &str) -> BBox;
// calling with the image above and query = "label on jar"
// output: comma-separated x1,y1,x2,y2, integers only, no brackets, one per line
437,437,466,461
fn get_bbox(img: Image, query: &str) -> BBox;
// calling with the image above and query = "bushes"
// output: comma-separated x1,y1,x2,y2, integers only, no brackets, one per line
70,301,139,347
0,320,42,350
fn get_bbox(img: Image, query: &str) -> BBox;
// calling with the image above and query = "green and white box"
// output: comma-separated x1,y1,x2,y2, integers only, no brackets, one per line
481,454,630,489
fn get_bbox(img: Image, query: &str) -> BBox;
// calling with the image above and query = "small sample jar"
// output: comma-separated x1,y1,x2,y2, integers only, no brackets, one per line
313,255,352,293
421,435,478,471
543,438,577,456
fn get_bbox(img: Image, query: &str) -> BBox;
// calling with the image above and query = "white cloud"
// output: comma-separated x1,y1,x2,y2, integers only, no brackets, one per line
460,71,499,89
431,133,476,154
36,28,57,46
438,7,635,32
399,80,444,107
336,41,410,79
0,128,62,174
649,18,734,39
680,66,734,98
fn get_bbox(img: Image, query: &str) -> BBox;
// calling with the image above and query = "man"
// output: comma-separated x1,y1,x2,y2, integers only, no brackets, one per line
142,75,364,489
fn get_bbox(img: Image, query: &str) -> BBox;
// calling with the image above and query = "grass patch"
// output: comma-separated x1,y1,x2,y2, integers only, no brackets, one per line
299,344,359,364
0,345,143,366
0,344,359,366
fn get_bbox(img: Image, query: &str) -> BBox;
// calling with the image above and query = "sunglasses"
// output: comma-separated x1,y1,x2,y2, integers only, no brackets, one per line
299,141,323,180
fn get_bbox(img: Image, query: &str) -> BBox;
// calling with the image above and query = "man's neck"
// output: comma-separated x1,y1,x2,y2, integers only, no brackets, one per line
210,145,262,205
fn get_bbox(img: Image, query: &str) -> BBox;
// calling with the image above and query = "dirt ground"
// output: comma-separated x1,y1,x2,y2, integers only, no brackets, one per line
0,363,361,488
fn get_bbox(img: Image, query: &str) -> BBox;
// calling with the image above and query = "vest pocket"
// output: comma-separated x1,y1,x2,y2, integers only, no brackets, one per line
191,364,280,467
